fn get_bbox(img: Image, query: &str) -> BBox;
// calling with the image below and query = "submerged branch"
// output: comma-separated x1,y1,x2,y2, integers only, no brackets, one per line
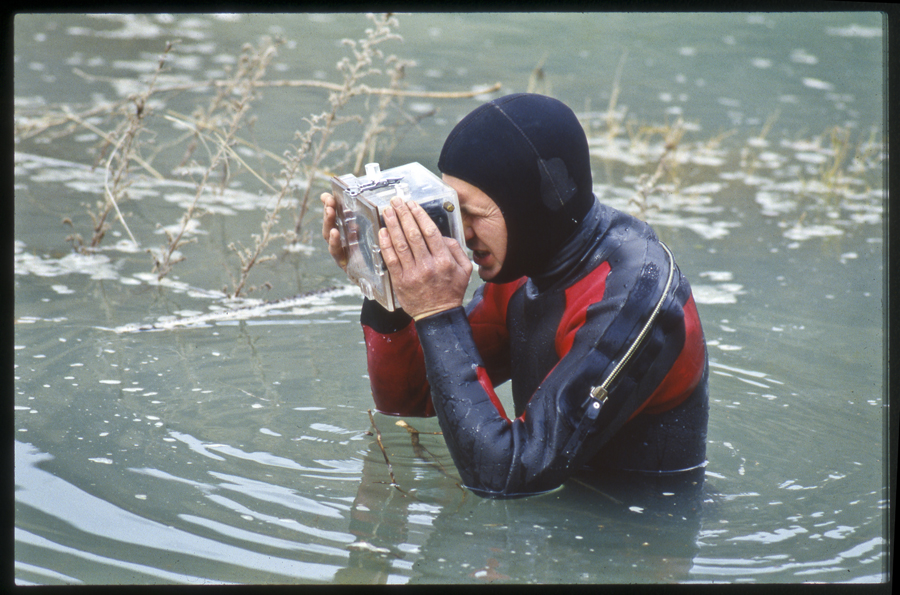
368,409,407,495
395,419,465,491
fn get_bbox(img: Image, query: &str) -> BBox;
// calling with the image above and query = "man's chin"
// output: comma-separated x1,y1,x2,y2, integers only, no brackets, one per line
477,265,499,282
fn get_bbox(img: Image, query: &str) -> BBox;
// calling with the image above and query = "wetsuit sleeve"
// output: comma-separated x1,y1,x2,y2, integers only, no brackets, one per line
416,306,599,497
360,281,520,417
414,243,706,498
361,298,433,417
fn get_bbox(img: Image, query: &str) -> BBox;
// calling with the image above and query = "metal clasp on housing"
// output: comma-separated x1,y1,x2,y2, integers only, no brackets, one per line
345,175,404,197
345,162,404,197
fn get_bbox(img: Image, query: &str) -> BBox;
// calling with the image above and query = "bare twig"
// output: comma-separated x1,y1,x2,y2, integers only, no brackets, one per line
72,63,500,99
630,117,684,219
350,54,416,175
292,13,405,237
62,106,165,180
368,409,406,494
103,133,140,247
81,40,174,252
395,419,466,490
152,37,284,286
255,79,502,99
227,172,289,297
606,50,628,138
526,53,551,95
569,477,624,505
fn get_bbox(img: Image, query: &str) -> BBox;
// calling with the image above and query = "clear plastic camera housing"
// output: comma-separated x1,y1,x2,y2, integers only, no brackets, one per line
331,162,464,311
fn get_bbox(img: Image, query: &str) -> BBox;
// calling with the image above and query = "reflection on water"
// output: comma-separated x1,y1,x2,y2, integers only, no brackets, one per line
15,12,886,585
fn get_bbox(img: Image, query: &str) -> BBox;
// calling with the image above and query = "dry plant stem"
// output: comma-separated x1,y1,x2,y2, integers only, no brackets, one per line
758,109,781,141
16,85,138,142
292,108,356,236
62,106,165,180
605,50,628,138
188,37,281,187
705,128,738,149
257,79,501,99
18,73,500,143
84,71,500,99
350,55,415,174
822,126,851,191
155,38,279,281
16,53,499,142
395,420,464,491
293,13,417,236
90,42,174,251
228,175,289,297
851,127,882,179
568,477,624,505
526,53,551,95
630,118,684,218
152,120,220,278
166,109,288,174
226,53,304,296
742,110,780,176
368,409,406,494
103,133,140,247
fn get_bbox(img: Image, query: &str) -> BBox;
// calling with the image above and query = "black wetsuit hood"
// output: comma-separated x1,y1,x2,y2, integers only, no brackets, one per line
438,93,595,284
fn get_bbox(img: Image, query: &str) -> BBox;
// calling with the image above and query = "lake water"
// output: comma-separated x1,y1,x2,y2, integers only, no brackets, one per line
14,12,889,584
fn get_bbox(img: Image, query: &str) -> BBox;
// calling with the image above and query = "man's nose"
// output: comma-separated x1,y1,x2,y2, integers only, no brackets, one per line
463,221,475,242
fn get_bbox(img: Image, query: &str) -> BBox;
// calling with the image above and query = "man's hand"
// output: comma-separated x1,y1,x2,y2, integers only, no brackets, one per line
379,197,473,319
320,192,348,272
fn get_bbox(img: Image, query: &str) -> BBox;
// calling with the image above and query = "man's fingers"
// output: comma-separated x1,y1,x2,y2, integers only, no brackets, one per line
320,193,349,271
321,193,339,241
378,226,401,274
388,199,435,261
377,199,471,318
382,203,420,266
380,208,412,270
445,237,473,273
380,199,469,289
329,228,348,269
408,201,446,254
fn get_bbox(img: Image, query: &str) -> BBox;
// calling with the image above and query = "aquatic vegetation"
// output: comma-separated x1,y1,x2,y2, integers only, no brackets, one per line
15,13,500,298
61,41,175,255
153,37,281,286
569,43,884,246
581,90,884,245
18,11,884,303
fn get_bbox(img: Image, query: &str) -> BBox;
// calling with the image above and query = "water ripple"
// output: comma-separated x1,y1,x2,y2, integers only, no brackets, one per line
15,441,343,583
691,536,886,580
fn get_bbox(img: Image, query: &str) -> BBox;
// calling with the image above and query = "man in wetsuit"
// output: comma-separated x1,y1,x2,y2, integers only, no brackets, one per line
321,93,709,499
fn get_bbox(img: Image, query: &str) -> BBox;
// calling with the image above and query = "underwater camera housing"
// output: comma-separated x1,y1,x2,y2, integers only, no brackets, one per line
331,162,465,311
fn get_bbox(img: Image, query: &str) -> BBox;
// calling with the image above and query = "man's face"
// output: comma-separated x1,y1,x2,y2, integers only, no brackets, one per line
443,174,508,281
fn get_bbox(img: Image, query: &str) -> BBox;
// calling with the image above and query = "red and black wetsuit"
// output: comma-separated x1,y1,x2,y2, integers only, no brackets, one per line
361,199,708,498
